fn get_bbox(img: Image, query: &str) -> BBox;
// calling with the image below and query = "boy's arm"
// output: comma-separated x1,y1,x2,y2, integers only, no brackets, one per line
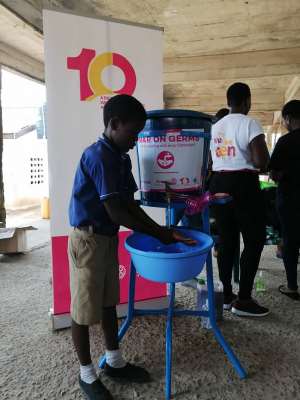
125,199,162,230
104,197,196,245
122,198,197,245
88,156,173,242
88,153,196,244
103,197,173,244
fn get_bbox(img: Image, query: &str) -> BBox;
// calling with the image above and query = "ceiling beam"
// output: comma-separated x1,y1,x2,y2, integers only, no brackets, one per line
164,48,300,82
0,41,44,82
285,76,300,102
0,0,45,33
0,3,44,81
0,0,101,34
0,4,43,59
270,75,300,134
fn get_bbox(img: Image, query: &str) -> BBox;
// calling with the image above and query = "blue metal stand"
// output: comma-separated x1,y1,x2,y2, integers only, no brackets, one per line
99,205,246,399
166,283,175,399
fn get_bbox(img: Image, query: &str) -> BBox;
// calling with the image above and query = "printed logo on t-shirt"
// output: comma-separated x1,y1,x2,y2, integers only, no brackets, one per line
214,133,236,158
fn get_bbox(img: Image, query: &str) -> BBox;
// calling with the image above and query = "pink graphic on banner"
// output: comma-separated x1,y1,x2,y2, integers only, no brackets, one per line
67,50,136,100
52,236,70,314
51,231,167,315
157,151,175,169
67,48,96,101
119,264,127,280
113,53,137,95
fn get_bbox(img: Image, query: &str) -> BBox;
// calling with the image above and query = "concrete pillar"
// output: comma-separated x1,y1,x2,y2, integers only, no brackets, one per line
0,67,6,227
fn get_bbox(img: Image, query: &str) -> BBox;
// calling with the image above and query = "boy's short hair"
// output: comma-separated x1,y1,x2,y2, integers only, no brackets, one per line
282,100,300,121
103,94,147,127
227,82,251,107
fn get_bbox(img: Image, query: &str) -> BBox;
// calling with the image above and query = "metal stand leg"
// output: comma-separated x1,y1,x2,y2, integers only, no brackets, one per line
202,207,246,379
206,251,217,322
166,283,175,400
99,262,136,369
206,251,246,379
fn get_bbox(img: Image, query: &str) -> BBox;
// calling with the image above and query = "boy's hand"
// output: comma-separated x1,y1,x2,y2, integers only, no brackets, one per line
158,228,197,246
172,230,197,245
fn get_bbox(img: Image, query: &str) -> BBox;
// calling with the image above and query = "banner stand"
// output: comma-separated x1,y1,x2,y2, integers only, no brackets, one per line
43,9,167,330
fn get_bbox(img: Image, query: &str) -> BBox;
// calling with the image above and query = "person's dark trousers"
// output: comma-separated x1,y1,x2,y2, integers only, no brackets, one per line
209,172,266,300
277,189,300,291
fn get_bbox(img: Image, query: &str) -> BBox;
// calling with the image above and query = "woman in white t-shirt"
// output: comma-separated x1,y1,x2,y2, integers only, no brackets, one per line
210,82,270,317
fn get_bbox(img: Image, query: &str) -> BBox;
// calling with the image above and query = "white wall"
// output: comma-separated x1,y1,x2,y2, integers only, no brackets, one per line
3,132,49,209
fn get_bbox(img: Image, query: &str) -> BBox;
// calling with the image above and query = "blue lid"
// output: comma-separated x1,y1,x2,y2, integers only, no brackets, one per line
146,109,213,121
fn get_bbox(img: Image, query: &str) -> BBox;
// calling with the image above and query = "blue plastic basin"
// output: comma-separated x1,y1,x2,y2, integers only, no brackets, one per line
125,229,213,283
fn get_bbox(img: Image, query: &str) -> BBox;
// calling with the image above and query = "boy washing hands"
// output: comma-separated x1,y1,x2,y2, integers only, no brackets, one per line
68,94,195,400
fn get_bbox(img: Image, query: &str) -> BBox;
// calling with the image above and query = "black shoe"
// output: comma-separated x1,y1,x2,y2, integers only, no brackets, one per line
223,293,238,310
231,298,269,317
279,285,300,300
79,377,114,400
104,363,151,383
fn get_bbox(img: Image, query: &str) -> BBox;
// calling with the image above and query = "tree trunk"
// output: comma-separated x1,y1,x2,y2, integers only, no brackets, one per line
0,67,6,227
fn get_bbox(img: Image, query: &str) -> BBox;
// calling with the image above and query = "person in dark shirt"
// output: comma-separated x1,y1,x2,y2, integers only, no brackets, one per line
270,99,300,300
68,95,195,400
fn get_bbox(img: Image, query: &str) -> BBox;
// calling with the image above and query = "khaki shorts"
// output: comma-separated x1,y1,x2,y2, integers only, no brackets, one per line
68,228,119,325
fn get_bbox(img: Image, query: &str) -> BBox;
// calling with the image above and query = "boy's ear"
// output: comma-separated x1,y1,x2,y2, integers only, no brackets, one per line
283,116,290,129
246,97,251,110
110,117,121,131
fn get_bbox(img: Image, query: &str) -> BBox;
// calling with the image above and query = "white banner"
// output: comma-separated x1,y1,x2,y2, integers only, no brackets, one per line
138,129,205,193
43,10,163,237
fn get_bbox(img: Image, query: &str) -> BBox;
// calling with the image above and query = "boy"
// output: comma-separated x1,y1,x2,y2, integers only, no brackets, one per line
270,100,300,300
68,94,194,400
209,82,270,317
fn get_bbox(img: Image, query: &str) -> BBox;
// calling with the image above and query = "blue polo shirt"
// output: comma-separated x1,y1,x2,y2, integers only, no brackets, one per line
69,136,138,235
